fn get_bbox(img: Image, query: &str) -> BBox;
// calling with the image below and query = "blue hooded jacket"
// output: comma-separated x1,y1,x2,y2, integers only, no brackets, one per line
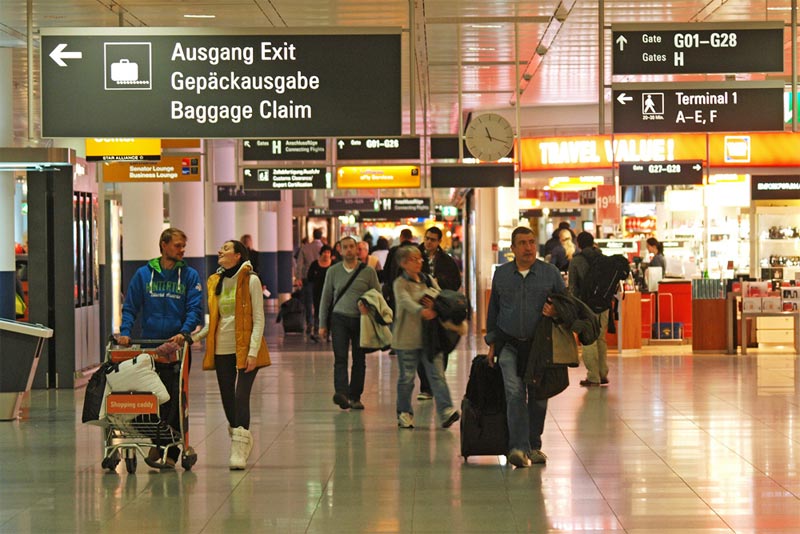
120,258,204,340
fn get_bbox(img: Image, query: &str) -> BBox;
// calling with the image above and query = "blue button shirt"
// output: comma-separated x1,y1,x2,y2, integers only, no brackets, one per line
485,259,565,344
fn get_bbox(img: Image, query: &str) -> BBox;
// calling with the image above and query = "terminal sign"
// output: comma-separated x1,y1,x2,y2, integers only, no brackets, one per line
612,22,783,75
612,82,784,134
40,28,401,138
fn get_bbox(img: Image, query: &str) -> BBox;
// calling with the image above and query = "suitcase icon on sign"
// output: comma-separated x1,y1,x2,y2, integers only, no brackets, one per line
110,59,139,83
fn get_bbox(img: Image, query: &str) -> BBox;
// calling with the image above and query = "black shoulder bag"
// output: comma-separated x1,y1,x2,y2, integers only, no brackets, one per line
326,263,366,330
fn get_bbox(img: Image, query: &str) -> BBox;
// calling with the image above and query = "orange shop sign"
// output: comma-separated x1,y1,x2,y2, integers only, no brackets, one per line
519,134,706,171
85,138,161,162
708,132,800,167
102,156,201,182
336,165,420,189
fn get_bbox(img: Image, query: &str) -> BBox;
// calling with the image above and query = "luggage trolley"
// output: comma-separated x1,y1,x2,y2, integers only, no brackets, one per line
100,338,197,473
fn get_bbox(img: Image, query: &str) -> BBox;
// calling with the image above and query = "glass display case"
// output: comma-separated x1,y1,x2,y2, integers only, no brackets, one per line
755,206,800,281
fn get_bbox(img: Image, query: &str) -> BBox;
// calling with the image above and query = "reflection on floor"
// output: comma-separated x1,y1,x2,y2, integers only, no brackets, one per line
3,325,800,533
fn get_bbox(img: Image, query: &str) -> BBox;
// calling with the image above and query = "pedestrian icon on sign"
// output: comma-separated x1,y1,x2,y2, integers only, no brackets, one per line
642,93,664,115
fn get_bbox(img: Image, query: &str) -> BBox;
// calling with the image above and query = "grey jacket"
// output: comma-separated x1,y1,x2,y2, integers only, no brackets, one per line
392,273,440,350
359,288,393,350
319,262,381,325
295,239,322,280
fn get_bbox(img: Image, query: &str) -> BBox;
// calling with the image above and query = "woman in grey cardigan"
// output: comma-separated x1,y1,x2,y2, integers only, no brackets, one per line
392,245,460,429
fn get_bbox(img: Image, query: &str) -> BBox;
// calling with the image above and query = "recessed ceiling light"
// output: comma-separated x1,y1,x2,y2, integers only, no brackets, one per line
470,24,502,29
766,6,792,9
467,47,496,51
184,14,216,18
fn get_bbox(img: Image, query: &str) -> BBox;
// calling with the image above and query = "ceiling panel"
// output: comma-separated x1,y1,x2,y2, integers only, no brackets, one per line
0,0,797,143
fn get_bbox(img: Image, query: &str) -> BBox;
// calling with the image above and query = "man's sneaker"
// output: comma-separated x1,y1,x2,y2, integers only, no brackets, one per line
398,412,414,428
528,449,547,465
442,411,460,429
600,377,609,385
332,393,350,410
145,447,175,470
579,379,601,387
416,391,433,401
507,449,531,468
349,400,365,410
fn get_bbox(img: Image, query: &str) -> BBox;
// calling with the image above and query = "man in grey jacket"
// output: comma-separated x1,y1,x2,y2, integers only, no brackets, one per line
568,232,609,387
319,237,381,410
295,228,324,336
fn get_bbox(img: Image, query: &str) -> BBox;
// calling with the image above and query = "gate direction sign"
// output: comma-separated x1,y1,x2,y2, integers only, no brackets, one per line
40,27,401,138
612,22,783,75
619,161,704,186
336,137,420,160
327,197,430,219
612,82,784,134
242,138,326,161
242,167,328,190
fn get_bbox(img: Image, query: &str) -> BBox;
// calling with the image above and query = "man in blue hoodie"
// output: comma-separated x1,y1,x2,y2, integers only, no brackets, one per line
118,228,204,470
118,228,204,347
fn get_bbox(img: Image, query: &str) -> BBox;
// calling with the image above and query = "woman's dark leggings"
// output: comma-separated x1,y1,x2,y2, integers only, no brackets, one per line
214,354,259,429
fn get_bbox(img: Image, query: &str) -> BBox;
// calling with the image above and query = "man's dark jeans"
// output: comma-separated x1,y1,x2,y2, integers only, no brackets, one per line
330,312,366,402
302,282,315,331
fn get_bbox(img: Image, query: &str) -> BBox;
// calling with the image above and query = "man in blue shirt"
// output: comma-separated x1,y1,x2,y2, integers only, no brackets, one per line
485,226,565,468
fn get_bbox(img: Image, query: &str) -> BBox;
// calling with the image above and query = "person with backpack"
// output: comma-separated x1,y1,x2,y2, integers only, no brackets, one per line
568,232,610,387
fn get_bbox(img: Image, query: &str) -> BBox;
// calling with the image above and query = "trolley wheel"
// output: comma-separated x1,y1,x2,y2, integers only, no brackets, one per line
101,456,120,471
125,456,137,474
181,447,198,471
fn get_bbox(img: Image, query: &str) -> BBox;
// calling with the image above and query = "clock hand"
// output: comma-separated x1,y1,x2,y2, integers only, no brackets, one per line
484,127,494,142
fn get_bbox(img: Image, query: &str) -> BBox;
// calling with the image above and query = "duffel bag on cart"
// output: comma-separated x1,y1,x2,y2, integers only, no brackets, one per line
105,353,170,405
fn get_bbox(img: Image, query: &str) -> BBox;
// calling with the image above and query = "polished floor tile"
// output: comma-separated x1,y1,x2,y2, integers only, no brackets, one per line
3,321,800,533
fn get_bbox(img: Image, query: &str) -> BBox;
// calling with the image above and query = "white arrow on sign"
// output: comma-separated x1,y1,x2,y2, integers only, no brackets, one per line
616,93,633,105
244,140,251,147
337,140,345,149
616,35,628,51
244,169,252,177
692,164,702,171
49,43,83,67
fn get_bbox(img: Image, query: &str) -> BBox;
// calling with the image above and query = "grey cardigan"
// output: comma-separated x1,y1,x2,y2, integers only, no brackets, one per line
392,273,440,350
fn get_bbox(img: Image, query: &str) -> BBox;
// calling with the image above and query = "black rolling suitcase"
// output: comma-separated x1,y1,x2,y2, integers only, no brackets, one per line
460,355,509,461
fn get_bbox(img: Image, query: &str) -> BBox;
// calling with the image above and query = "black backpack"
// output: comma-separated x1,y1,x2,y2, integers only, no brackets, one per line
580,253,630,313
434,289,469,324
464,355,506,413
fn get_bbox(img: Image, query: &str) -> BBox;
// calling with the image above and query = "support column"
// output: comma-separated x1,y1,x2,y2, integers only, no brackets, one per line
204,141,235,278
475,188,499,333
259,208,278,303
276,190,294,302
0,48,13,319
120,182,164,292
169,180,206,288
235,202,258,244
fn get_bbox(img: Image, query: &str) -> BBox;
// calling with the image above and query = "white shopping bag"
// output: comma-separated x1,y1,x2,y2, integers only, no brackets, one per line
105,353,170,404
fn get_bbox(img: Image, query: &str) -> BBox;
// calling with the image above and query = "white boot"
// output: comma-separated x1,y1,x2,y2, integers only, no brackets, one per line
229,427,250,470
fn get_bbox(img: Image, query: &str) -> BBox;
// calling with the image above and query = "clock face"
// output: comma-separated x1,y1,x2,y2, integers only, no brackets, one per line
465,113,514,162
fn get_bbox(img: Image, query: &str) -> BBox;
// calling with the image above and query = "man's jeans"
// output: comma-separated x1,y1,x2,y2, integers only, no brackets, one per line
582,309,609,383
302,282,315,331
330,313,366,402
497,343,547,453
396,349,455,423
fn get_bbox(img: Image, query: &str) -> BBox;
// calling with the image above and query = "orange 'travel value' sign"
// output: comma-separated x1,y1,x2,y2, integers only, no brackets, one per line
103,156,201,182
708,132,800,167
519,134,706,172
336,165,421,189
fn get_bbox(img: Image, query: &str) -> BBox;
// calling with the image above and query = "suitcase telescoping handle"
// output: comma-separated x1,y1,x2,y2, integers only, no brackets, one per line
109,335,174,346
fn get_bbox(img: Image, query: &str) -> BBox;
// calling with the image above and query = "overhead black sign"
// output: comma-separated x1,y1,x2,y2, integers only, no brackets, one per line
308,207,332,217
217,185,280,202
329,197,377,213
336,137,420,160
611,22,783,75
242,167,327,189
358,197,431,220
40,28,401,138
430,164,515,188
579,189,597,205
612,82,783,134
242,139,326,161
619,161,703,185
429,135,513,160
751,176,800,201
